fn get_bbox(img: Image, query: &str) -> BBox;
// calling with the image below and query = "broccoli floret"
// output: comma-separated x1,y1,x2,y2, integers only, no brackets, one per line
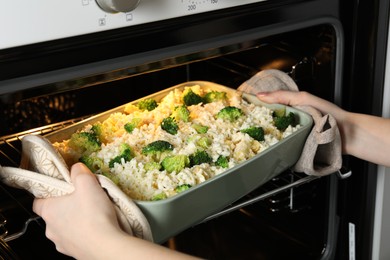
186,135,211,149
192,123,209,134
124,118,142,133
183,89,203,106
124,123,136,133
104,173,120,186
137,98,158,111
161,154,190,173
273,107,286,118
240,126,265,141
161,117,179,135
152,192,167,201
91,123,103,139
109,143,133,168
175,184,192,193
189,150,212,167
215,155,229,168
274,112,296,131
79,155,105,172
144,161,162,171
203,91,227,103
172,105,190,122
216,106,244,122
196,136,212,149
141,140,174,157
69,131,101,155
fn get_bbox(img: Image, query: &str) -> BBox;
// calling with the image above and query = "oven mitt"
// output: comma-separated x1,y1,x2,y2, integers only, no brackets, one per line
0,134,153,242
238,69,342,176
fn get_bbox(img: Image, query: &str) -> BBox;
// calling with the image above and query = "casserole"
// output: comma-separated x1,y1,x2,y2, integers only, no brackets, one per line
44,81,313,243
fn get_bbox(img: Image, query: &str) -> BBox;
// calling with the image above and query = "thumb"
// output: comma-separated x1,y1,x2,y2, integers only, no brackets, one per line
70,162,98,187
256,90,301,106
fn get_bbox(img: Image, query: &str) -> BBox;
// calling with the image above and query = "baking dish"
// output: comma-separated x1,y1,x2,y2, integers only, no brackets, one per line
44,81,313,243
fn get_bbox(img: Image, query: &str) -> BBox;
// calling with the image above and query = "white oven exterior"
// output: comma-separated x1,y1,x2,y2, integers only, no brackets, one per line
373,11,390,260
0,0,267,50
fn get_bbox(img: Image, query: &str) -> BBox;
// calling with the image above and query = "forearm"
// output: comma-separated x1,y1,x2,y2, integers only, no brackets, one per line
84,227,200,260
341,112,390,167
300,93,390,166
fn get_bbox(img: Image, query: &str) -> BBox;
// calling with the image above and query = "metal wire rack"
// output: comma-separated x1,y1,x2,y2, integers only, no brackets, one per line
0,116,90,242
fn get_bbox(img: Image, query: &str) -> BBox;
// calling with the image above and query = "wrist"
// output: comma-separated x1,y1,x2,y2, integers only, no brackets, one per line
73,221,127,260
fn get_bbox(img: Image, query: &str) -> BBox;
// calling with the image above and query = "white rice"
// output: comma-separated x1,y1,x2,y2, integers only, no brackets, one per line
53,85,300,201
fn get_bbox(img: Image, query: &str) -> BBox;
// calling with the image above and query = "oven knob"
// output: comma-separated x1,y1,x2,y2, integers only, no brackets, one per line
96,0,140,13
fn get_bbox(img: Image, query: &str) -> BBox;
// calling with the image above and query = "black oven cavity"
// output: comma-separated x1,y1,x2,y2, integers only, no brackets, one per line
0,21,341,259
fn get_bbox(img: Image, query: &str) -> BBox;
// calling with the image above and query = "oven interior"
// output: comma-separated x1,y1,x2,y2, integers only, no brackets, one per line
0,23,339,259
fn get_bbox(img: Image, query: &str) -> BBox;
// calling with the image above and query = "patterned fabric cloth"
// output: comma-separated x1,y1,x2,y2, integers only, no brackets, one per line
238,69,342,176
0,134,153,242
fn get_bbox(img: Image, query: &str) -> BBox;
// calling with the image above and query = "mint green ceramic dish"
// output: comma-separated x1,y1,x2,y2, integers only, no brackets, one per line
135,81,313,243
45,81,313,244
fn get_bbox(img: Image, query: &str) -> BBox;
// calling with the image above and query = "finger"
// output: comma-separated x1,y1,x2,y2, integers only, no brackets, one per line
32,198,44,215
256,90,288,105
257,90,302,106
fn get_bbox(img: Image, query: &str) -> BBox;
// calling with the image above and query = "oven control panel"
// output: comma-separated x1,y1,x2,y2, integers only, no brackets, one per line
1,0,266,50
96,0,141,13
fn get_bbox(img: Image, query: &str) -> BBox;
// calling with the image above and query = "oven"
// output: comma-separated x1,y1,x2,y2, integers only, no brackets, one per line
0,0,389,259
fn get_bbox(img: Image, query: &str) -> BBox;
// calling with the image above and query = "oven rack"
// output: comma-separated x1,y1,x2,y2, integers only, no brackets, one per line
203,171,320,223
0,117,324,242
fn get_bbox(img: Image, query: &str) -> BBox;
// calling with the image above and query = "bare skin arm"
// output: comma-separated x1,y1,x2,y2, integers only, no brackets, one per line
257,90,390,167
33,163,200,260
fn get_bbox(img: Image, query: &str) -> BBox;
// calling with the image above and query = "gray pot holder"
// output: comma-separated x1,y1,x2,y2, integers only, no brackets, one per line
238,69,342,176
0,134,153,242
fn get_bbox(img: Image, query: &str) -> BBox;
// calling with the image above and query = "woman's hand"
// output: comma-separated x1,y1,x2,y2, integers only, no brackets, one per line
33,163,122,259
33,163,200,260
256,90,343,116
257,90,390,167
